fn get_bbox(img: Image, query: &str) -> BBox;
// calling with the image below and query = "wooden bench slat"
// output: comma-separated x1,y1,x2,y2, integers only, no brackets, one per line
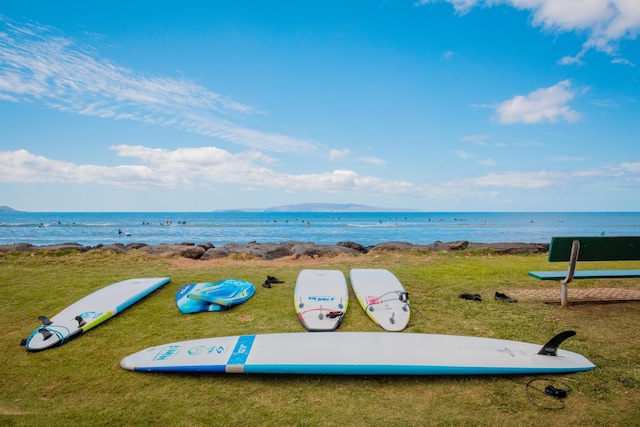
529,270,640,281
548,236,640,262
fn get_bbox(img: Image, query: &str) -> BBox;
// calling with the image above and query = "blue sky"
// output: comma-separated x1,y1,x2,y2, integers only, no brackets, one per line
1,1,639,212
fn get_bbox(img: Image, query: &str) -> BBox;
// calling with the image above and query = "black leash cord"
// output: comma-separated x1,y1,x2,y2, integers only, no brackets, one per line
508,377,574,410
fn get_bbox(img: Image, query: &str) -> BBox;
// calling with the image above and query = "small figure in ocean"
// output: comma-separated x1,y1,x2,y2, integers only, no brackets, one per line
118,229,123,235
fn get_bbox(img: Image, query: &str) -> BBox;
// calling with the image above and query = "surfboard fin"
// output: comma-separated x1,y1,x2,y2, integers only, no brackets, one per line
75,316,86,327
38,316,52,326
39,328,53,341
537,330,576,356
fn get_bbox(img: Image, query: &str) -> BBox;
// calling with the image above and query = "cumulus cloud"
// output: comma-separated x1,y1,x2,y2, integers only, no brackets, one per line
0,147,414,195
1,147,639,203
417,0,640,63
0,16,319,154
494,80,581,124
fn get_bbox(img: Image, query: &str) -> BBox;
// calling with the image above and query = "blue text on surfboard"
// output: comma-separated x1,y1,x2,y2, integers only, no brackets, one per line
227,335,256,366
153,345,181,361
308,296,335,301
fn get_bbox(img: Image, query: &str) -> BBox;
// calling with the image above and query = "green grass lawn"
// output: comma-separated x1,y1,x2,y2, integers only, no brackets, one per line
1,249,639,426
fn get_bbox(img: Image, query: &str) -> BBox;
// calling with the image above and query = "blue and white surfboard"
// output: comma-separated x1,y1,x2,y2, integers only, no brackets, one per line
294,270,348,331
120,331,595,375
23,277,170,351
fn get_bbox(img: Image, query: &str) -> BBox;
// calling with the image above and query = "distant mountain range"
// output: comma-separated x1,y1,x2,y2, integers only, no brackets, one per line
0,203,417,213
220,203,419,213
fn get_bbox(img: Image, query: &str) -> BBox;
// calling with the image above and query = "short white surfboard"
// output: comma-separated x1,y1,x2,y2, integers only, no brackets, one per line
120,330,596,376
294,269,348,331
350,269,410,331
23,277,170,351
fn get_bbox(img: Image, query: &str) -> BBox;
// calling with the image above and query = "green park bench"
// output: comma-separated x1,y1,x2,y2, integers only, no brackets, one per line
528,236,640,307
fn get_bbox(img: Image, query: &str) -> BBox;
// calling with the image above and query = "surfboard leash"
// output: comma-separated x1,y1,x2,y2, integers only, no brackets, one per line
508,377,574,410
20,324,72,348
364,291,410,311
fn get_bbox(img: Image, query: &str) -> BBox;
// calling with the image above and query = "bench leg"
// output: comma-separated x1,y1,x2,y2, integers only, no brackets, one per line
560,240,580,308
561,283,568,308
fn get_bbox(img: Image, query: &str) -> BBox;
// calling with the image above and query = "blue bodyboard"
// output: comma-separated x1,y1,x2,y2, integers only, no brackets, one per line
176,279,256,314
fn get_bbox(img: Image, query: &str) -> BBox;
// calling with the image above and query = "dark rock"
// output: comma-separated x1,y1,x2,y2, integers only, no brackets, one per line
368,241,417,252
427,240,469,251
38,243,89,252
201,247,231,260
280,241,307,250
136,244,203,258
337,241,368,254
0,243,35,252
93,243,128,252
288,243,361,258
126,243,149,250
0,240,550,260
467,242,549,254
181,245,206,259
220,243,290,260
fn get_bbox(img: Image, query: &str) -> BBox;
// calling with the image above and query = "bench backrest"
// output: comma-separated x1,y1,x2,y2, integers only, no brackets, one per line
548,236,640,262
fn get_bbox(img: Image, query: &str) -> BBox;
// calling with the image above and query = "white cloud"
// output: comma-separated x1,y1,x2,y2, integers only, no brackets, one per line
454,150,496,166
611,56,636,66
462,134,491,145
465,171,559,188
0,147,411,196
358,156,387,166
0,16,319,154
494,80,582,124
548,156,587,162
453,150,473,159
418,0,640,62
616,160,640,175
415,0,479,15
478,158,497,166
2,147,639,204
329,148,351,161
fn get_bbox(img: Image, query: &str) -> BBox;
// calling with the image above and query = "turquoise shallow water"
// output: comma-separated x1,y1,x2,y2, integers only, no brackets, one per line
1,211,638,247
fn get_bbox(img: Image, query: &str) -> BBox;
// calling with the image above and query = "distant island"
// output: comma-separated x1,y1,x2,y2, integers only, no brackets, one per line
218,203,419,213
0,203,417,213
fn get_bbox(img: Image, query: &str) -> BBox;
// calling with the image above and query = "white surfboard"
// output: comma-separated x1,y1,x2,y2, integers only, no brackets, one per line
350,269,410,331
294,270,348,331
120,330,595,376
23,277,170,351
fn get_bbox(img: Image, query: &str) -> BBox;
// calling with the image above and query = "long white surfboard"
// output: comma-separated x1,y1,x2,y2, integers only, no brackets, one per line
120,330,595,375
294,270,348,331
350,269,410,331
23,277,170,351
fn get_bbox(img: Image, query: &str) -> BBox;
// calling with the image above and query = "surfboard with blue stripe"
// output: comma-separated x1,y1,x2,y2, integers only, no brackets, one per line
120,331,595,375
23,277,170,351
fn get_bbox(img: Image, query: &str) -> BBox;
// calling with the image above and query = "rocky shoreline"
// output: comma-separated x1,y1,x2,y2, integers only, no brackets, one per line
0,240,549,260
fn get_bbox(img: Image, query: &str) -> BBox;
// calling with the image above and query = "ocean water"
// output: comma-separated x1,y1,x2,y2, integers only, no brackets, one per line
0,211,638,247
